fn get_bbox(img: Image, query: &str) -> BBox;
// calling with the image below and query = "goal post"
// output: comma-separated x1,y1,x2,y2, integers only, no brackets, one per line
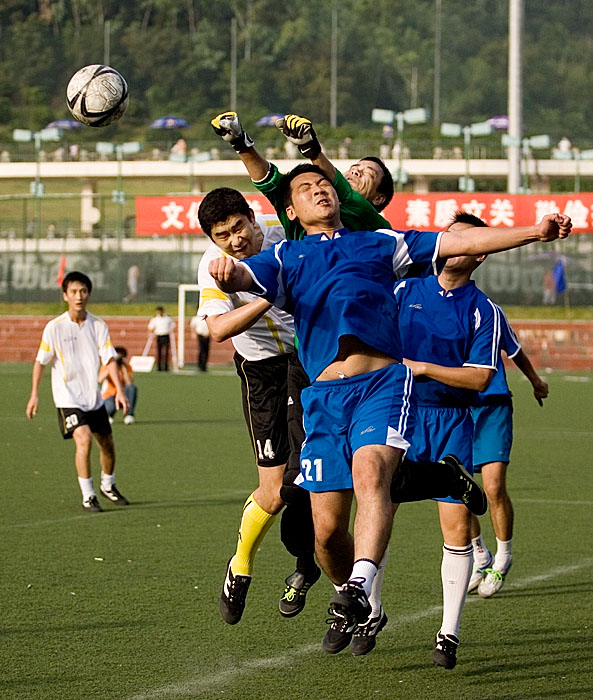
177,283,201,369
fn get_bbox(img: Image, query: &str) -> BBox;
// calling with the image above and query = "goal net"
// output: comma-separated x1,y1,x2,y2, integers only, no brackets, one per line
177,283,201,369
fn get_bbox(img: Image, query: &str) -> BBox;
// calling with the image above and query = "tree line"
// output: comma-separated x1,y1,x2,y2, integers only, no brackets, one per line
1,0,592,148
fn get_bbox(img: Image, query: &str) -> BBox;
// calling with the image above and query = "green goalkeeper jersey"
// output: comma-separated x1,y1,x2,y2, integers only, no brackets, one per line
253,163,390,239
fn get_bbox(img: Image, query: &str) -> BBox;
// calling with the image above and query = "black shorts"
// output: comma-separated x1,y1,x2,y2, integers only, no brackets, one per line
282,351,311,501
234,352,290,467
57,406,112,440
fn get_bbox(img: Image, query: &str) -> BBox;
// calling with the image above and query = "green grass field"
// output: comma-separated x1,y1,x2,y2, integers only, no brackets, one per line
2,365,592,700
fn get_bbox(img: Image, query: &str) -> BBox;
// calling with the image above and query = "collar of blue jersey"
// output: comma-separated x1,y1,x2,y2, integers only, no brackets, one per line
429,274,477,297
306,226,349,242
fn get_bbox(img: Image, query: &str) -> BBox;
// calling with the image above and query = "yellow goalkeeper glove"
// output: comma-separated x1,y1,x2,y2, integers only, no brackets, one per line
275,114,321,159
211,111,254,153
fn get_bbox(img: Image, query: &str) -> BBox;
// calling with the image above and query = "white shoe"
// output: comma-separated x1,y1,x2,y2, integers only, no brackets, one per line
108,416,114,425
124,415,135,425
478,557,512,598
468,549,493,593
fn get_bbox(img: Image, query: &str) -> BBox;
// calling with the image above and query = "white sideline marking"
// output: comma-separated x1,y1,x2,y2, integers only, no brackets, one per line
124,557,593,700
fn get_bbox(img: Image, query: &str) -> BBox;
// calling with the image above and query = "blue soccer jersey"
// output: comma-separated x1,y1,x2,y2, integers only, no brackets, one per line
475,305,521,404
240,228,443,381
394,275,501,407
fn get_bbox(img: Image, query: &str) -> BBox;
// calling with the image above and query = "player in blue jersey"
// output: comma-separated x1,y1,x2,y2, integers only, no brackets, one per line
208,163,571,652
468,302,549,598
393,212,506,669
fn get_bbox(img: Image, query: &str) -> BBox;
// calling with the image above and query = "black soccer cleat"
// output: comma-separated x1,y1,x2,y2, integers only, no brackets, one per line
432,632,459,669
100,484,129,506
219,558,251,625
350,607,388,656
329,581,371,626
322,610,357,654
82,495,103,512
279,565,321,618
441,454,488,516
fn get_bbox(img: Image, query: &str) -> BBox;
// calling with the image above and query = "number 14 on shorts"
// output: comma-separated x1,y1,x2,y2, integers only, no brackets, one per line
301,458,323,482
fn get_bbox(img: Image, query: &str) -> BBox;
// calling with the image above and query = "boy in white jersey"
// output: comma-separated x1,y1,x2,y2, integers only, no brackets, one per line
26,271,130,512
197,188,320,624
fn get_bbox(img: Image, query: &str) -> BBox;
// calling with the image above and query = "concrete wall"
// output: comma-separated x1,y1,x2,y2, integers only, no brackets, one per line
1,316,591,371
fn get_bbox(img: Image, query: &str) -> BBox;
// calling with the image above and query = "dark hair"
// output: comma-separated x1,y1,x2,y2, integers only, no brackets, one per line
156,306,164,312
198,187,251,237
62,271,92,293
276,163,332,210
359,156,394,211
449,210,487,228
114,346,128,357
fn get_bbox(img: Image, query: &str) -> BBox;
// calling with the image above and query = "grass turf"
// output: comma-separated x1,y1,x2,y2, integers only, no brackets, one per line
1,365,592,700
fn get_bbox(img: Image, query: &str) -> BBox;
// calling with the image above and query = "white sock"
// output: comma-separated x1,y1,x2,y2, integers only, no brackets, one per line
78,477,95,501
471,534,491,566
350,558,378,599
367,547,389,616
440,543,473,639
101,472,115,491
494,537,513,573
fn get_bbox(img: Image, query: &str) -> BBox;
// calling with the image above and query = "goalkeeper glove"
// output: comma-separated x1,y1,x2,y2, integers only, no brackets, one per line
210,111,254,153
275,114,321,160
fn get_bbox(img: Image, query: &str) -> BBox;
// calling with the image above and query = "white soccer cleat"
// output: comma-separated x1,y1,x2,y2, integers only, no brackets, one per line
468,550,493,593
478,557,512,598
124,415,135,425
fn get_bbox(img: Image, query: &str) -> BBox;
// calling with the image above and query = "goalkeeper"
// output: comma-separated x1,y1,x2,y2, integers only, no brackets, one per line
210,111,394,240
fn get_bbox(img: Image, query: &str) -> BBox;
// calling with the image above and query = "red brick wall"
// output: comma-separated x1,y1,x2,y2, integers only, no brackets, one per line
0,316,235,366
1,316,592,371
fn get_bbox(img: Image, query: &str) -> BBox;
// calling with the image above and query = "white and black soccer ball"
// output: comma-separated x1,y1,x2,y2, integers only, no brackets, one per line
66,64,129,127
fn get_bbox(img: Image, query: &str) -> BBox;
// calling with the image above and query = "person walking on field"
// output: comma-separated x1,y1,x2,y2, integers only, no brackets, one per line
25,271,130,512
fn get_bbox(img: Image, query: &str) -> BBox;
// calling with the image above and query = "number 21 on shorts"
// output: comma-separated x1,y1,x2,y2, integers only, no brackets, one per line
301,458,323,482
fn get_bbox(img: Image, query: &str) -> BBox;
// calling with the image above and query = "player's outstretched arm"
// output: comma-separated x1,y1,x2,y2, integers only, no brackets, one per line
439,213,572,258
205,298,273,342
275,114,337,181
211,111,269,181
511,348,549,406
208,256,254,294
26,361,45,419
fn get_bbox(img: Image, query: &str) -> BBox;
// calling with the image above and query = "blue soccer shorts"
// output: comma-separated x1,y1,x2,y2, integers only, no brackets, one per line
295,363,414,493
406,404,474,505
471,402,513,470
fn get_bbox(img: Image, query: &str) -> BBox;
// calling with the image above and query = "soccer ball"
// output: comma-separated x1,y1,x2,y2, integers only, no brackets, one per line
66,64,129,127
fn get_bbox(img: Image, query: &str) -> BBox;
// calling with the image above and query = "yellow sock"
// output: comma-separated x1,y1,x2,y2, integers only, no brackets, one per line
231,493,277,576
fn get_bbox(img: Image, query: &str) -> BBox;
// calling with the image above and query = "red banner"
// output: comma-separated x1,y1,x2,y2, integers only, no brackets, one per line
383,193,593,233
136,192,593,236
135,194,276,236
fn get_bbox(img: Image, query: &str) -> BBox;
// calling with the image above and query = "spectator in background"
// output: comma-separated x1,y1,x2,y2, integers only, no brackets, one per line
99,346,138,425
543,268,557,305
125,264,141,302
557,136,572,153
170,138,187,160
190,305,210,372
148,306,175,371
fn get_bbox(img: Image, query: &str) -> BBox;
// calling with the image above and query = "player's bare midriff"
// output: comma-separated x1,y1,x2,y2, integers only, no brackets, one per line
316,335,398,381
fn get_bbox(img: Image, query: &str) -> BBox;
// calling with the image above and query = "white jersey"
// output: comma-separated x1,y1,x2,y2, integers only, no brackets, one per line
148,314,175,335
35,311,117,411
198,214,294,361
